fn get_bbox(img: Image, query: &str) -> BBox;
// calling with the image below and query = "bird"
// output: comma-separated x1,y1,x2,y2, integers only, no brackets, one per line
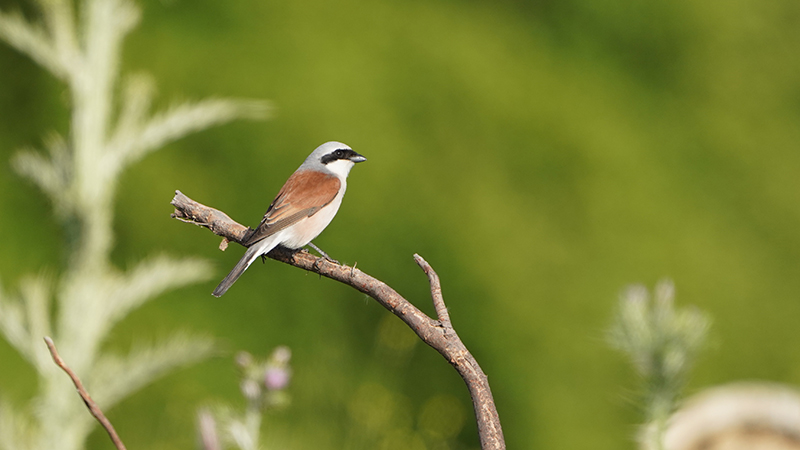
212,141,366,297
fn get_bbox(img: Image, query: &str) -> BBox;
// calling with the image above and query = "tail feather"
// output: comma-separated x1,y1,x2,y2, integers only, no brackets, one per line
212,238,277,297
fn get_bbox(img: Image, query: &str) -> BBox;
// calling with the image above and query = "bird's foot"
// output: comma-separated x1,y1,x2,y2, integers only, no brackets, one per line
307,242,340,265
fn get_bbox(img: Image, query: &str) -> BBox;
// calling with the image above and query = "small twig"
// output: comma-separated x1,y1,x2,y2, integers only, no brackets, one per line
170,191,505,449
44,337,128,450
414,254,452,328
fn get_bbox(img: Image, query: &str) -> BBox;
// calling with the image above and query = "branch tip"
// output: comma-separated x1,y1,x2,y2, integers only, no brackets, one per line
44,337,128,450
413,255,452,328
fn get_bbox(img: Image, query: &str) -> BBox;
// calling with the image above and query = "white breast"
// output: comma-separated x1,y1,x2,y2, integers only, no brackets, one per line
279,182,346,249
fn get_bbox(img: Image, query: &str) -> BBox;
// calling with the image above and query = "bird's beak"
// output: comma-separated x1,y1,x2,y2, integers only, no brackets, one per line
350,152,367,163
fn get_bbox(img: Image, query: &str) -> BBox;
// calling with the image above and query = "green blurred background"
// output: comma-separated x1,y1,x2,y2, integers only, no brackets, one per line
1,0,799,448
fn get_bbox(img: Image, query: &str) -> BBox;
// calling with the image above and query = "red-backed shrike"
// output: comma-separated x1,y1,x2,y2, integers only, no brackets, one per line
212,142,366,297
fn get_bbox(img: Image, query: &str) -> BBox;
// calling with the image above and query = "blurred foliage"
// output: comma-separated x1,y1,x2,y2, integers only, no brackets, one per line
197,347,293,450
1,0,799,449
610,280,710,449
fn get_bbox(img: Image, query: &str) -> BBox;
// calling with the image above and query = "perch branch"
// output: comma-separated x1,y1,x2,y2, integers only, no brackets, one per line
170,190,505,450
44,337,127,450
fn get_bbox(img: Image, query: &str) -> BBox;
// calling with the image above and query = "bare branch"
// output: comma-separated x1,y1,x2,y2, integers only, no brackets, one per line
414,254,452,329
170,191,506,450
171,190,252,242
43,337,127,450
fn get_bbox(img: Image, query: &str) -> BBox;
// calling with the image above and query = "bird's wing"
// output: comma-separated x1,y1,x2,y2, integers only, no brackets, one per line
242,170,341,246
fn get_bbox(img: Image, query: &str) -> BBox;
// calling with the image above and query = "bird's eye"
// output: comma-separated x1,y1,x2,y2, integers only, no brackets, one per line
334,150,344,158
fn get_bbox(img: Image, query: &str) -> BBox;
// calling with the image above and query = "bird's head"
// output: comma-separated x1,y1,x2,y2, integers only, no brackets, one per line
302,141,366,178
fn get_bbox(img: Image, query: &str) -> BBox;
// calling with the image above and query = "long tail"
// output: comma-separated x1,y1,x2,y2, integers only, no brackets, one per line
212,238,278,297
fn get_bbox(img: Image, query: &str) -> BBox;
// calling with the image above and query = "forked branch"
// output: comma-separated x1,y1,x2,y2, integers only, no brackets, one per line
170,190,505,449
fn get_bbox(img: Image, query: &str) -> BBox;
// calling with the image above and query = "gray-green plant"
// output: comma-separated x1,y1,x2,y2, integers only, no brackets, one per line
0,1,269,449
609,280,710,450
198,347,292,450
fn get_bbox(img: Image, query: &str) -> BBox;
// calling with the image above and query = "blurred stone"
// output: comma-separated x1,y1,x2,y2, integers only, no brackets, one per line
646,383,800,450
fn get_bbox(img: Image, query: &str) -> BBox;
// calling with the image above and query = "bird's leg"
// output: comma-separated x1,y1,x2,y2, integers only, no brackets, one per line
307,242,340,265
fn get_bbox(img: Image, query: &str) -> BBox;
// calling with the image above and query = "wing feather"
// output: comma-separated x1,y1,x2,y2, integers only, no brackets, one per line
242,170,341,246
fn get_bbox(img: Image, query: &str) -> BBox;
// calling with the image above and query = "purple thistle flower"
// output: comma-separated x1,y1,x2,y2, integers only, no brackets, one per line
265,367,291,391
